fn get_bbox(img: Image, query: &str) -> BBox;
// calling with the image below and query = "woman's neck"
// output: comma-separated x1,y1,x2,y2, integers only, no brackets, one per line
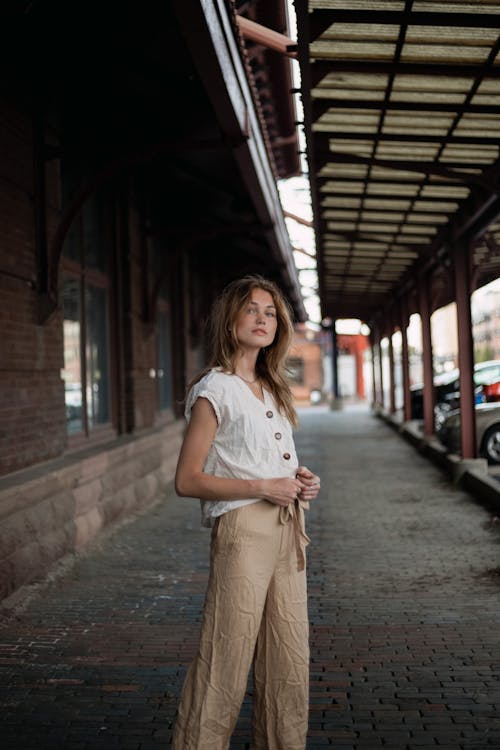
234,349,259,382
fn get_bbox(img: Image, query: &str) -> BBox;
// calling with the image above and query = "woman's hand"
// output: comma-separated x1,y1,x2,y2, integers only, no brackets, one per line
295,465,321,502
260,477,307,507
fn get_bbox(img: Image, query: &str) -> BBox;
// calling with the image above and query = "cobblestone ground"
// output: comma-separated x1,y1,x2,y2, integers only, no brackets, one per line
1,405,500,750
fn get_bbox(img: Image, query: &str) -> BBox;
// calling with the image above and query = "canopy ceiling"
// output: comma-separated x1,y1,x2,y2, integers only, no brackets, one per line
296,1,500,325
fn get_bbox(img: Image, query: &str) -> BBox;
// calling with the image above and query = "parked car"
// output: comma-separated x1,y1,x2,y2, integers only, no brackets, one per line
436,401,500,464
480,378,500,403
410,360,500,419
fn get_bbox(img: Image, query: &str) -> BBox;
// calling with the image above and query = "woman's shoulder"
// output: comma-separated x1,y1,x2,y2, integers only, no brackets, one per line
187,368,237,405
185,369,238,424
193,367,234,391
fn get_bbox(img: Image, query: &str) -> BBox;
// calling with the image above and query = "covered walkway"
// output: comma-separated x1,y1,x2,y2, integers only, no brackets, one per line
1,406,499,749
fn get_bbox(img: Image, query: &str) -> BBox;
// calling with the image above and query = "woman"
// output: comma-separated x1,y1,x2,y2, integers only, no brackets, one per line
172,275,320,750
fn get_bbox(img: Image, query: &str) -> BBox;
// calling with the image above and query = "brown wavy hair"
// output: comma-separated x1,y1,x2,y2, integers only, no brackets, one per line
188,275,298,427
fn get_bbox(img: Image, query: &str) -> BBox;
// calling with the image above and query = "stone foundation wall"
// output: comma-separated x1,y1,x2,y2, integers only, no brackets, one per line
0,420,184,601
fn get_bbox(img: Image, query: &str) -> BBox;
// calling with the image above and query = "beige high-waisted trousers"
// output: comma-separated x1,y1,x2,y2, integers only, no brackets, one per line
172,499,310,750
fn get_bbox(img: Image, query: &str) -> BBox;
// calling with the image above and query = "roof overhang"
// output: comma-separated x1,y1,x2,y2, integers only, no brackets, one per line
296,2,500,325
173,0,306,320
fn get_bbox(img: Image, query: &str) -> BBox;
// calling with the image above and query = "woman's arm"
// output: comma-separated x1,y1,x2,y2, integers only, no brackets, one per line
174,397,305,506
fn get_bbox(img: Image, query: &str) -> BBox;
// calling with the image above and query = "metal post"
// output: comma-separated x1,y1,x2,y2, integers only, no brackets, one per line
332,319,339,399
370,331,377,408
400,296,412,422
418,273,435,436
330,319,342,409
355,335,365,399
378,328,385,410
388,314,396,414
453,240,477,458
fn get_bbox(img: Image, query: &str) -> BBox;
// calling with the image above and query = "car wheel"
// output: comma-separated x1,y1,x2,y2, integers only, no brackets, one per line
481,425,500,464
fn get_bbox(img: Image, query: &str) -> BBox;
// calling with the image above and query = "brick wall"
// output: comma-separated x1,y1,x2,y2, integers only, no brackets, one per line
0,101,66,474
289,327,324,405
0,102,191,601
0,421,184,601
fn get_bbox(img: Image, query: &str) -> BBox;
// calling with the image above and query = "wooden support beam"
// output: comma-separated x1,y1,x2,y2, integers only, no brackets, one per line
315,130,500,147
310,61,500,87
312,98,500,119
309,9,500,41
236,16,298,59
314,148,494,191
284,211,313,227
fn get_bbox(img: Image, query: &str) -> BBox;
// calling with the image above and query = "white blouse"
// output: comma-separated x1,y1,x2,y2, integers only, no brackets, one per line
184,368,299,527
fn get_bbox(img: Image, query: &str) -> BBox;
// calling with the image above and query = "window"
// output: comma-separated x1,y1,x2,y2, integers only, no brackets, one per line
61,188,113,439
62,279,83,434
85,284,110,427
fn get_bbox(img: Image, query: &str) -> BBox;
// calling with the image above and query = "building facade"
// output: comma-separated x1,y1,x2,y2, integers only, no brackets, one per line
0,0,305,601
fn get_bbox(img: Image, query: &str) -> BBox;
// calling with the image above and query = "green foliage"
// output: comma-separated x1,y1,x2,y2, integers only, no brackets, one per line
475,344,494,363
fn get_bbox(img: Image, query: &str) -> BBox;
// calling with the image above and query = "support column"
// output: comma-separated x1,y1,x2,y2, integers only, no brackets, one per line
332,319,339,399
418,273,435,436
370,331,377,408
355,336,365,399
453,240,477,458
330,319,342,409
388,314,396,414
400,296,412,422
378,327,385,410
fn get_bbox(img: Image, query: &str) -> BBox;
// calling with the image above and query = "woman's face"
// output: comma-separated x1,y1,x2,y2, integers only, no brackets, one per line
234,287,278,351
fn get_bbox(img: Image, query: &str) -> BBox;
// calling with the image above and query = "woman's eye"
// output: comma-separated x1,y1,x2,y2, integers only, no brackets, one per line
266,311,276,318
247,307,257,315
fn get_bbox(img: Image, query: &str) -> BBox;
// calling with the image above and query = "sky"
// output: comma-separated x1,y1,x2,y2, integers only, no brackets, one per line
277,2,321,324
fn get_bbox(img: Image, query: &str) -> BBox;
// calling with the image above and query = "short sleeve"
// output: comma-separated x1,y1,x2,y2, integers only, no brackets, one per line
185,373,223,426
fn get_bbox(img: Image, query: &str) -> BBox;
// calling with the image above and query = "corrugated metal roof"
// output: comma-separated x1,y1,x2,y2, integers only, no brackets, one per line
296,2,500,322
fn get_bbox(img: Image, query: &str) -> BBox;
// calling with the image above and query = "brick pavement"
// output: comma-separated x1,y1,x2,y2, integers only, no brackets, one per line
1,405,500,749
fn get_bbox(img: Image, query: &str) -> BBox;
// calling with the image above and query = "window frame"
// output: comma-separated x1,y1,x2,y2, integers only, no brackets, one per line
61,241,117,451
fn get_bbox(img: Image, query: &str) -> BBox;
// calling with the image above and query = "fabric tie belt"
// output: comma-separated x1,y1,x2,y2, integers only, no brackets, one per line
279,498,311,572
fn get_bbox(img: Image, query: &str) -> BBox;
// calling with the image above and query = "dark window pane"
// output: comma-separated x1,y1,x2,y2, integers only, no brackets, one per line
158,311,173,410
83,193,108,271
63,216,83,263
62,277,84,434
61,169,83,263
85,284,110,427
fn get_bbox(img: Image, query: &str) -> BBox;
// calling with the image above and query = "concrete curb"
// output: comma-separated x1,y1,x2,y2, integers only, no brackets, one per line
376,408,500,514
